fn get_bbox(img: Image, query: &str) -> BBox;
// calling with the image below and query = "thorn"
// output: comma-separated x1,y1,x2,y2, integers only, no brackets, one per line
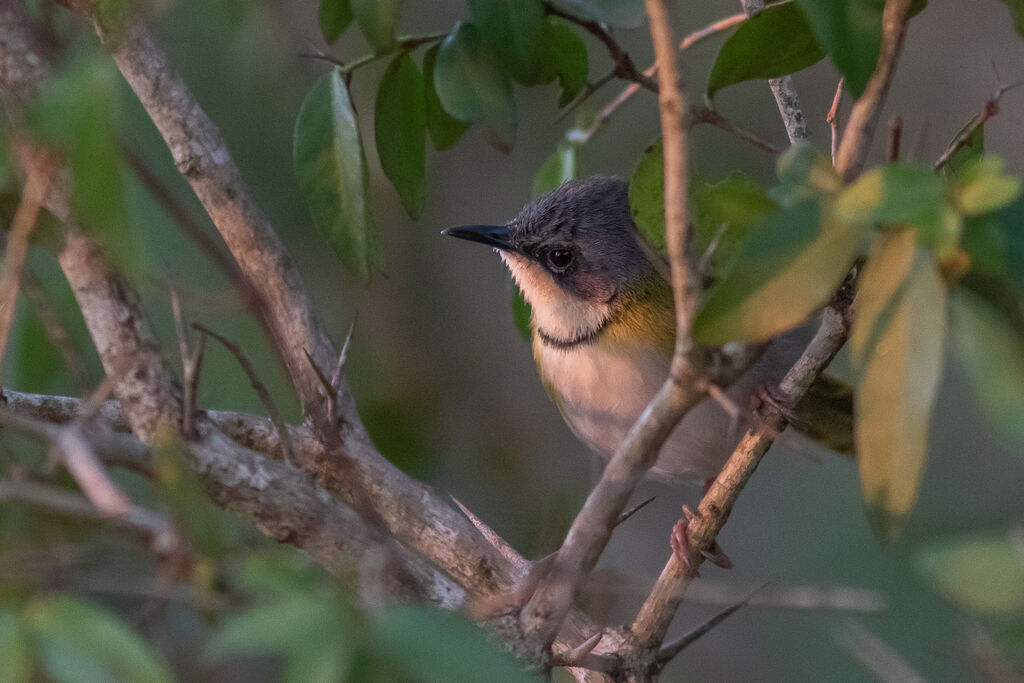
331,315,357,388
451,496,524,570
656,582,768,666
304,348,335,394
615,495,656,527
551,631,619,673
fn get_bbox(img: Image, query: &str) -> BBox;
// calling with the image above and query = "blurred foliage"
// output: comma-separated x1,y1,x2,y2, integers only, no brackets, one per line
0,0,1022,680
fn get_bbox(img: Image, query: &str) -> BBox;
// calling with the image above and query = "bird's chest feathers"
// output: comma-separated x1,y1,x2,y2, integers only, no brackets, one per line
533,334,667,418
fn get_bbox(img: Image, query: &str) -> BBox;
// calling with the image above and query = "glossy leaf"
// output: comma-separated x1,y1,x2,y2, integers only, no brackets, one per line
0,608,31,683
916,532,1024,614
795,0,881,97
26,596,173,683
997,0,1024,37
628,142,666,252
951,289,1024,447
371,606,540,683
851,229,916,369
550,0,646,27
538,20,589,106
375,53,426,219
954,156,1023,217
532,142,577,197
854,244,946,541
434,22,517,149
422,45,469,150
694,198,868,345
468,0,544,83
351,0,400,51
318,0,353,43
294,68,381,282
707,3,825,100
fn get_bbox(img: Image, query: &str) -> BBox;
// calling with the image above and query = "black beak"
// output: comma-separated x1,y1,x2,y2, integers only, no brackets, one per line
441,224,513,251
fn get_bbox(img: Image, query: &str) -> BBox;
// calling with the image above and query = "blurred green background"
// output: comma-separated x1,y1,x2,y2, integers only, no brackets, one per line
2,0,1024,680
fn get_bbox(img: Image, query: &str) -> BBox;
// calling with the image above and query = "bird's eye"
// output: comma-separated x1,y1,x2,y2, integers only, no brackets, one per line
546,248,574,271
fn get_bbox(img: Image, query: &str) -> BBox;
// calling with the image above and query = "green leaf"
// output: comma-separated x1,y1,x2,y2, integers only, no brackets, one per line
941,117,984,176
422,45,469,150
851,229,916,368
854,243,946,541
206,594,339,660
532,142,577,197
0,608,31,683
26,56,137,272
996,0,1024,37
950,289,1024,447
795,0,881,97
371,606,540,683
773,141,841,204
916,532,1024,614
694,197,868,344
434,22,517,149
707,3,825,100
628,142,666,252
549,0,646,28
538,20,588,106
26,596,173,683
835,162,946,225
468,0,545,83
375,53,426,219
692,172,779,275
318,0,353,43
351,0,400,52
9,305,65,393
954,156,1023,217
294,68,381,282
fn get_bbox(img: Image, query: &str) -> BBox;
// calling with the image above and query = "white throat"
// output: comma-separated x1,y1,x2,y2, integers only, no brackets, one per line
499,250,610,343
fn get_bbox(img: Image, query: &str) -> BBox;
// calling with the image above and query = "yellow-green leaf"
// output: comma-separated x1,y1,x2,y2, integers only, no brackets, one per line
916,532,1024,615
854,246,946,541
694,198,868,345
851,229,917,368
954,156,1023,217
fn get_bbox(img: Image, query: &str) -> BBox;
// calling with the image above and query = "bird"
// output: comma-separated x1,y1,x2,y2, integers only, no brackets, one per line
444,176,844,489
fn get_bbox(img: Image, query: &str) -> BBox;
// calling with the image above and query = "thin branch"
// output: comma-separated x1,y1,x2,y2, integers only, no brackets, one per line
688,106,781,154
192,323,294,465
518,0,707,656
827,78,844,165
0,152,52,369
933,79,1024,170
0,478,181,554
887,115,902,163
616,496,657,527
834,0,916,181
296,31,447,75
544,1,658,93
575,12,746,143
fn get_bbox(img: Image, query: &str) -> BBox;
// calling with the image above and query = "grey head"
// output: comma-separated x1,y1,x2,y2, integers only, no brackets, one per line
443,176,653,303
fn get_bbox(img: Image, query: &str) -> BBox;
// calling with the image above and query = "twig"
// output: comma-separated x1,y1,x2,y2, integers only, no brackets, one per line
574,12,747,142
296,31,448,75
544,1,658,93
169,281,205,437
656,582,767,665
738,0,809,143
0,478,180,554
887,115,902,163
518,0,707,657
192,323,294,465
834,622,928,683
827,78,844,165
834,0,916,181
933,79,1024,170
0,152,52,370
687,106,781,154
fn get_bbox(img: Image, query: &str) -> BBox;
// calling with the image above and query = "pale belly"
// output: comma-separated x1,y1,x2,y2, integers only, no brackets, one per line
536,332,808,482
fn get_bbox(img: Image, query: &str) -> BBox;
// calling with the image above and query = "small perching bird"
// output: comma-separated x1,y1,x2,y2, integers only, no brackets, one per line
444,176,819,486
